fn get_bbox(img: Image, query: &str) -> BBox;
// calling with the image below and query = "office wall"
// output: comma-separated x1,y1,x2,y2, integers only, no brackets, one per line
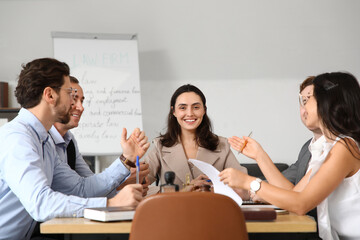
1,0,360,165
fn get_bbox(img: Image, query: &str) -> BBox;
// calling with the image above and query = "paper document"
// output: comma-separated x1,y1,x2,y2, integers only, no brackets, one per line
189,159,243,206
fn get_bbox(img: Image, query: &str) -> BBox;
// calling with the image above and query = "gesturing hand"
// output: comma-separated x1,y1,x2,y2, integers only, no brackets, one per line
121,128,150,161
228,136,264,161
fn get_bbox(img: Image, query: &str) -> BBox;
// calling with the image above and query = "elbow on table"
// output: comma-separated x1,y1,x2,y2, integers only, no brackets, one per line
29,209,52,222
292,209,307,216
26,196,56,222
27,202,55,222
291,202,313,216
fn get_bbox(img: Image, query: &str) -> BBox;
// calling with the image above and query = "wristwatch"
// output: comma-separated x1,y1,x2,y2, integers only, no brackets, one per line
250,178,262,194
120,154,136,170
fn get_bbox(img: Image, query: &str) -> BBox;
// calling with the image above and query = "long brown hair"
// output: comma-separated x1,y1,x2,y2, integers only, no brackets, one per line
313,72,360,159
160,84,219,151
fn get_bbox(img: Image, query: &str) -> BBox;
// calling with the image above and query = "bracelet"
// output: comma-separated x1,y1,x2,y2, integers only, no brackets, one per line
120,154,136,169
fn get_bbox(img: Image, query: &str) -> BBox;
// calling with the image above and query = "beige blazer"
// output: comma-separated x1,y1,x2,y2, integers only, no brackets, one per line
144,136,247,187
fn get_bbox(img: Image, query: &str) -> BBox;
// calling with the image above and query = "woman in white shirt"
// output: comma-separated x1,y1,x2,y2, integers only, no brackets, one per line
220,72,360,240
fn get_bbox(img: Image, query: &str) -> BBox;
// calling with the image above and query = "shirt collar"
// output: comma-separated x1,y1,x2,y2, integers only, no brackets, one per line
49,125,72,146
19,108,49,144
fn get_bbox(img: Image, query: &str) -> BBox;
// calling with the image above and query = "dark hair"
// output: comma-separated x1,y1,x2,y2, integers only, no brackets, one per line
313,72,360,157
15,58,70,108
300,76,315,92
160,84,219,151
70,76,79,84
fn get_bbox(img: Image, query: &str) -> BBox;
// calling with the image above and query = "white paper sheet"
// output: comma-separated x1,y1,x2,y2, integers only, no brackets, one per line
189,159,243,206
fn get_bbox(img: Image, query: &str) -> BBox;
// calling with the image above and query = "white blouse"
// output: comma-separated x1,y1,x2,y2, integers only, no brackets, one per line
308,136,360,240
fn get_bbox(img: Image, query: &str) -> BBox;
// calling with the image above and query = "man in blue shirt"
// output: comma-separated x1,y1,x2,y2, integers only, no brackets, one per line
49,76,150,192
0,58,148,240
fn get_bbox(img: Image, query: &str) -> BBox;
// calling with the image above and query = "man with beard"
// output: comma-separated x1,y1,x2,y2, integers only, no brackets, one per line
49,76,150,193
0,58,147,240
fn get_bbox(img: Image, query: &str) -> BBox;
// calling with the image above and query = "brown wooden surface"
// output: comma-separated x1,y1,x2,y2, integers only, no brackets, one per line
41,213,316,234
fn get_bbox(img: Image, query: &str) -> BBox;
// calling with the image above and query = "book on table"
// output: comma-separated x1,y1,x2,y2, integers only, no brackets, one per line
240,207,277,221
84,206,135,222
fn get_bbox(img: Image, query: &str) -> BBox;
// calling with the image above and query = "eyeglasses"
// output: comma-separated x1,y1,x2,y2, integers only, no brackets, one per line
299,93,313,107
56,87,78,99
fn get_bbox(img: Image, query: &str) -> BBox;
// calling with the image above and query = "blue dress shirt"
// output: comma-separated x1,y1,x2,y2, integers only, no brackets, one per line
49,126,95,177
0,108,130,240
49,126,126,197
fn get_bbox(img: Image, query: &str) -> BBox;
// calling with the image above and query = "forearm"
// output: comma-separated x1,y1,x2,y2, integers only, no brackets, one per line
75,155,95,177
31,190,107,221
2,150,107,221
255,181,313,215
52,158,130,197
256,151,294,190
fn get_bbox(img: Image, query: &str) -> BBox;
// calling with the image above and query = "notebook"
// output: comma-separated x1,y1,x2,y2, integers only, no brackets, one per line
84,206,135,222
241,207,277,221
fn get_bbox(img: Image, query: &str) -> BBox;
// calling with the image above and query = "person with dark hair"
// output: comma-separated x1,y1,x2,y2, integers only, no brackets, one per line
0,58,148,240
250,76,324,196
144,84,249,199
280,76,325,186
248,76,322,239
220,72,360,240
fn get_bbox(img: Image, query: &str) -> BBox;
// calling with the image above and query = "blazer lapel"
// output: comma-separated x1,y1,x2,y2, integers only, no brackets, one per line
162,142,192,185
191,146,220,178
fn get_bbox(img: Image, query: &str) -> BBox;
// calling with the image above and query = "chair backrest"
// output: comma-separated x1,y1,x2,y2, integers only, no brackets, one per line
243,163,289,179
129,192,248,240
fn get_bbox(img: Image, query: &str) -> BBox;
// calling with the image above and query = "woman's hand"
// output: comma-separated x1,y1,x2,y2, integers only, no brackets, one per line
191,174,211,188
228,136,265,161
219,168,251,189
250,191,268,203
182,174,212,192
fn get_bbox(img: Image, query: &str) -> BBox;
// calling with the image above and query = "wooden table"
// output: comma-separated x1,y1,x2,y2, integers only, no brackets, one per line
41,213,316,234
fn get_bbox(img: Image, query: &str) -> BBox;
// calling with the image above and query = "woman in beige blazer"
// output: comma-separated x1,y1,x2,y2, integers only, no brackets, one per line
144,84,249,199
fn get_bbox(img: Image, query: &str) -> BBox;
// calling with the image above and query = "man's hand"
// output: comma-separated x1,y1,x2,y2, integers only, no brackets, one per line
141,176,150,197
117,163,150,191
121,128,150,161
107,184,143,207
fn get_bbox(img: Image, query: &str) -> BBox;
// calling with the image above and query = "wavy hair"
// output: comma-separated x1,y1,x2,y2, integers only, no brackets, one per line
15,58,70,108
160,84,219,151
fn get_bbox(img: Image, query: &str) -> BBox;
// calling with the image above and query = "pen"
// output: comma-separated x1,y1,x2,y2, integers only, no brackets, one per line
238,131,253,154
136,156,140,184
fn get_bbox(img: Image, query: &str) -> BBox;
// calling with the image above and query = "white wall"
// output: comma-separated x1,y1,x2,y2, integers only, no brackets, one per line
1,0,360,165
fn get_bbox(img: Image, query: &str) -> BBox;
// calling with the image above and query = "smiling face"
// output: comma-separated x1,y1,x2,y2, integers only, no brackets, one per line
54,82,84,133
68,82,84,128
172,92,206,134
65,82,85,129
